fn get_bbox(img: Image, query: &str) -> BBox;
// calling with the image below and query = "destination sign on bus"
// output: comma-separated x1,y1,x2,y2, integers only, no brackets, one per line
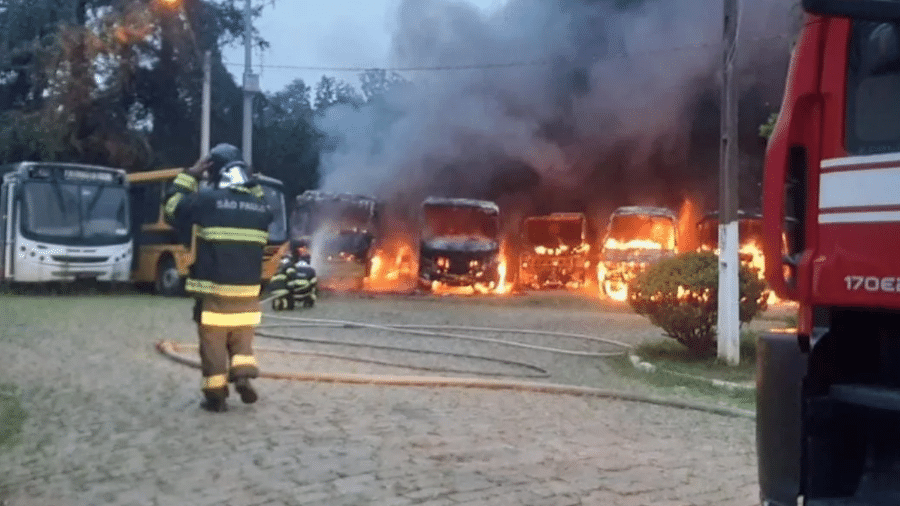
27,166,118,182
63,169,116,182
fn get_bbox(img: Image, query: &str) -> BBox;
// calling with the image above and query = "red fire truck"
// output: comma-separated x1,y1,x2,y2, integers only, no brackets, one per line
758,1,900,504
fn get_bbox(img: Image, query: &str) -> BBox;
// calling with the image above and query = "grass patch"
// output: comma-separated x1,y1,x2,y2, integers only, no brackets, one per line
605,331,760,411
633,331,758,384
0,385,26,450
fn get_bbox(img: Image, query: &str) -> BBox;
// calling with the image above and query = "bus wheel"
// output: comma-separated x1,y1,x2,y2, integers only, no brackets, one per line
155,256,183,297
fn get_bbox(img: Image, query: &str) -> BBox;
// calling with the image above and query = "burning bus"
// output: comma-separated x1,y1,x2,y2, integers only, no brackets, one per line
697,210,765,271
290,191,379,289
597,206,677,302
518,212,591,290
417,197,501,292
697,210,790,306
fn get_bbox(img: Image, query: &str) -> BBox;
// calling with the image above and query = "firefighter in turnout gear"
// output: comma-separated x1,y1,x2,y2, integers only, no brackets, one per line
269,251,318,310
164,143,273,413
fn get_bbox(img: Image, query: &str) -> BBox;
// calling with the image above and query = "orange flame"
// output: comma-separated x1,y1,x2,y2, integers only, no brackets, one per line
496,244,511,295
701,239,788,306
604,281,629,302
603,238,665,251
366,241,415,292
738,240,785,306
597,263,629,302
677,197,702,253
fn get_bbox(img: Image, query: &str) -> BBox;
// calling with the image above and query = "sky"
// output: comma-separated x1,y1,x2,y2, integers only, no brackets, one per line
222,0,508,94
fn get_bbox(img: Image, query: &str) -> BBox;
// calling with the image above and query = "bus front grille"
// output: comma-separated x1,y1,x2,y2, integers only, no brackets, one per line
51,256,110,263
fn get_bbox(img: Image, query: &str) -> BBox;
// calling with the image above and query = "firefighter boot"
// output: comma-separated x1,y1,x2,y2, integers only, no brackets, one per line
234,377,258,404
230,356,259,404
201,387,228,413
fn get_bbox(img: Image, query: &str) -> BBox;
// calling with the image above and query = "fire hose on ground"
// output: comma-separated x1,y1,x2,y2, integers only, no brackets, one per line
154,295,755,420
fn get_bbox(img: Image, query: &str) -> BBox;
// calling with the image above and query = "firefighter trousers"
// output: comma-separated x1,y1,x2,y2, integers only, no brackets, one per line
193,296,261,395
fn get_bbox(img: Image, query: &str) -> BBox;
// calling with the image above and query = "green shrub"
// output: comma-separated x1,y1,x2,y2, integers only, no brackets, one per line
628,251,767,357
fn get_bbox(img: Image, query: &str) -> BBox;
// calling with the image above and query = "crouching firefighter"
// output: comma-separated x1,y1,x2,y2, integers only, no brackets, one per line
164,143,273,413
268,252,318,310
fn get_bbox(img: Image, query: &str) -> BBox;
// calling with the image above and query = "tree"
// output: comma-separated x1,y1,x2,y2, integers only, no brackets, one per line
0,1,153,167
254,78,320,200
359,69,407,103
313,75,363,111
0,0,262,170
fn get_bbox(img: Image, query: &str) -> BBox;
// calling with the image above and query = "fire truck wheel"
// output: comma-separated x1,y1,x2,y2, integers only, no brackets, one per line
155,256,184,297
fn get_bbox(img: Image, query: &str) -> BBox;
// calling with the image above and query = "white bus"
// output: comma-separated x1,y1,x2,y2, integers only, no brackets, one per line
0,162,132,285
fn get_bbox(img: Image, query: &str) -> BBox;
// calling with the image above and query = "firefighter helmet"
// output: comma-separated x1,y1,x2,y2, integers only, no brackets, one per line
216,161,250,190
207,143,250,189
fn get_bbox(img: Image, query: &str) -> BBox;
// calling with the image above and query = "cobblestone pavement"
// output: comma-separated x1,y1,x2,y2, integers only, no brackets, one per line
0,293,760,506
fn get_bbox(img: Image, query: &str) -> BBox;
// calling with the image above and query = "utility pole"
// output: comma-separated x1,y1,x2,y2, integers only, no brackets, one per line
241,0,259,167
201,50,211,158
718,0,741,365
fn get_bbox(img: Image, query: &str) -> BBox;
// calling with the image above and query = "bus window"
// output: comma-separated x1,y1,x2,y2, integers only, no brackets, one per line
81,185,130,238
261,184,287,244
141,183,163,224
21,180,130,244
21,181,81,240
847,21,900,154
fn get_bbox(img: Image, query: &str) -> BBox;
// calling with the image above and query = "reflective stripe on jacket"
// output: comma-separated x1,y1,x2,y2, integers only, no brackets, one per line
268,262,317,297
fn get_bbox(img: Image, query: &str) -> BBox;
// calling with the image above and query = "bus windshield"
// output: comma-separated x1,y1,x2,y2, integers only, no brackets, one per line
525,217,584,247
423,205,499,240
606,215,676,251
260,184,287,244
21,180,130,245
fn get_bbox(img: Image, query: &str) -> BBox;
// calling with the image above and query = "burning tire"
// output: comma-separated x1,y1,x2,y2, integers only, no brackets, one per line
417,276,434,292
602,279,629,302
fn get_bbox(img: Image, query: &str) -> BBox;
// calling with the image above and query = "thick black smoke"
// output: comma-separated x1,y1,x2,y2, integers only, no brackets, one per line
315,0,797,233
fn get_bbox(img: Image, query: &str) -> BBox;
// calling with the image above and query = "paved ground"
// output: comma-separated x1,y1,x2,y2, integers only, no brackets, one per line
0,292,762,506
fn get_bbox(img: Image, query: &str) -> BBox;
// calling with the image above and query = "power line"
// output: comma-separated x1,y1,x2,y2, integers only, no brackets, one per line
223,33,792,74
223,59,553,73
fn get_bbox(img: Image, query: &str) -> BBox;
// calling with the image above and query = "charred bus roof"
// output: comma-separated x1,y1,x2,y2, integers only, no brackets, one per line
525,212,586,222
296,190,377,206
422,197,499,214
609,206,677,220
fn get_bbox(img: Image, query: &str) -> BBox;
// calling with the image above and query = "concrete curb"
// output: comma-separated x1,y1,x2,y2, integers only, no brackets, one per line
628,352,755,393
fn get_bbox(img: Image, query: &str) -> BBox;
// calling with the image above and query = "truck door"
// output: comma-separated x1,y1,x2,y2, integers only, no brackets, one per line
814,19,900,308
